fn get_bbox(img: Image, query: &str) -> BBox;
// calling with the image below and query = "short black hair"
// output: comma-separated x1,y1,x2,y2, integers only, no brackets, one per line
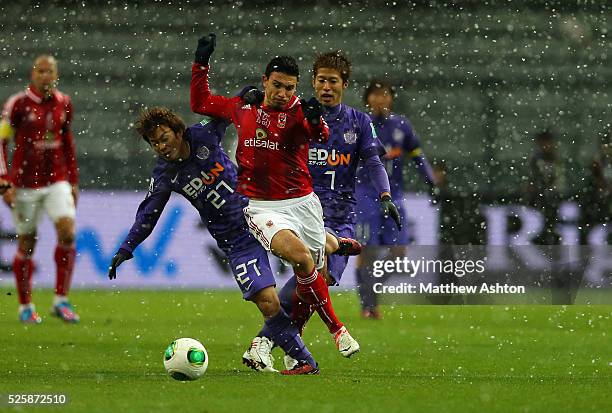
535,129,556,142
363,79,396,105
265,56,299,79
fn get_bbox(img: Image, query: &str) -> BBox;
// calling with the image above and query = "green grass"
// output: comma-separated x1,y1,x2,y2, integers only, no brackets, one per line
1,288,611,413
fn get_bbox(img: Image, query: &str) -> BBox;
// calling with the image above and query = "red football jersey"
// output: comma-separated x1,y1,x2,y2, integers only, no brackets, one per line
191,64,328,200
0,85,78,188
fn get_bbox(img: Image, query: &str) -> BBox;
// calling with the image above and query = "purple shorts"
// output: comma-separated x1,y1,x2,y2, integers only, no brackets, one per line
225,233,276,300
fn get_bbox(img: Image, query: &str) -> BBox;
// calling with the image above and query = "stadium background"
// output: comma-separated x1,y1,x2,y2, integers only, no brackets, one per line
1,3,611,412
0,0,609,287
1,0,608,192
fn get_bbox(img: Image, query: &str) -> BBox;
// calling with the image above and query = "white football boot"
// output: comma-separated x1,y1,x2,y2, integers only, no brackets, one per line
334,326,360,357
242,336,278,373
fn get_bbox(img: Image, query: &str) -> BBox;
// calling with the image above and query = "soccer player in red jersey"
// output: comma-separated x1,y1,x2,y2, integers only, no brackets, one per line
190,34,359,371
0,55,79,324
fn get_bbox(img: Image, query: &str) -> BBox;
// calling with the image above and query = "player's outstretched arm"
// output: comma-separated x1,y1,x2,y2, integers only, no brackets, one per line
190,34,238,121
108,179,171,280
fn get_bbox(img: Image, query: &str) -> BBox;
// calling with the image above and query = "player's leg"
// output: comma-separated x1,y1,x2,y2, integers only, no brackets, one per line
326,228,362,257
45,182,78,323
245,197,355,354
297,195,360,357
354,194,384,318
228,238,318,374
11,188,42,323
244,202,335,313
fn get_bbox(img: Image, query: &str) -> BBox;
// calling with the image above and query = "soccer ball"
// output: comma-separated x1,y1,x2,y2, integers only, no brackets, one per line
163,338,208,381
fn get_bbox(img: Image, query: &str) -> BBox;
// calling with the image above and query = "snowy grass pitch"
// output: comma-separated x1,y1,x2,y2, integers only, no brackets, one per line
1,289,610,412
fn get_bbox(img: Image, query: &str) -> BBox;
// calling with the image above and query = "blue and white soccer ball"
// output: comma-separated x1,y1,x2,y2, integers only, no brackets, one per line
163,338,208,381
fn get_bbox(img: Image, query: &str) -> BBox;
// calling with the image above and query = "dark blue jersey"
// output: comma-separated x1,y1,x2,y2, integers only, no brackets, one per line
120,118,251,253
357,112,428,196
308,104,384,224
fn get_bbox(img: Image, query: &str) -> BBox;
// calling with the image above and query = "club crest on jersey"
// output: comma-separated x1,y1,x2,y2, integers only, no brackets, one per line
343,130,357,144
196,146,210,160
266,220,274,227
278,113,287,128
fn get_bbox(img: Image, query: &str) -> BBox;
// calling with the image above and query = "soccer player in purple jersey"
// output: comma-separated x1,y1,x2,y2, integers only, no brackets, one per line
355,79,435,318
106,106,320,375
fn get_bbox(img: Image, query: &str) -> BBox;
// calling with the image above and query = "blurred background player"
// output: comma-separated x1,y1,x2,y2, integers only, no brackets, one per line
0,55,79,324
108,106,320,375
190,34,358,373
527,129,567,245
355,79,435,319
582,127,611,243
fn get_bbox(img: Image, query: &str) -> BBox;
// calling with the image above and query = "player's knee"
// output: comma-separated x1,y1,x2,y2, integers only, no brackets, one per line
58,231,75,246
56,218,75,245
17,234,36,257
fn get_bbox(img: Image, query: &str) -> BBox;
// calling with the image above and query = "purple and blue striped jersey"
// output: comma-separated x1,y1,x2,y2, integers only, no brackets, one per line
308,104,385,225
120,119,251,253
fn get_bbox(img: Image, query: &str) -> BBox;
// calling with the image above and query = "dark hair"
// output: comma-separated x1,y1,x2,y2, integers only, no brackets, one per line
135,107,185,143
535,129,556,142
264,56,299,79
313,51,351,82
363,79,396,105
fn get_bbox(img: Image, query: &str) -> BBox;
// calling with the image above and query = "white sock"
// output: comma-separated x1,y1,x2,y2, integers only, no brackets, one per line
53,295,68,306
19,303,34,312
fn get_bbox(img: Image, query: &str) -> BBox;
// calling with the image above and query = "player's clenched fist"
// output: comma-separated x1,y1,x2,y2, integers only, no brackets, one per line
195,33,216,65
300,97,323,126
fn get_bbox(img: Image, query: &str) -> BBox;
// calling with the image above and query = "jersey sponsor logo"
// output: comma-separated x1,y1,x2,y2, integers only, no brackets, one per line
241,104,251,110
196,146,210,160
182,162,226,198
243,128,279,150
170,172,179,184
308,148,351,167
343,130,357,144
278,113,287,128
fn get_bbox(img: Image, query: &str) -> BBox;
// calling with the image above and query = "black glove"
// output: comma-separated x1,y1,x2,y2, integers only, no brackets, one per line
194,33,216,65
108,249,133,280
242,87,264,105
300,97,323,126
380,195,402,230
